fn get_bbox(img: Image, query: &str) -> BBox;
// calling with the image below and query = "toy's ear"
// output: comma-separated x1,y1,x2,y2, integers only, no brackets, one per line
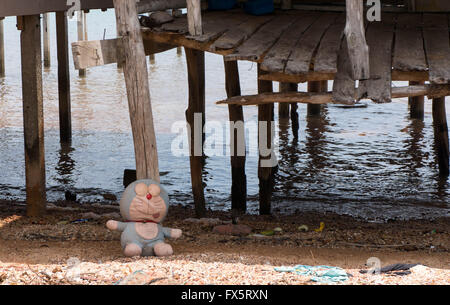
134,183,148,197
148,184,161,197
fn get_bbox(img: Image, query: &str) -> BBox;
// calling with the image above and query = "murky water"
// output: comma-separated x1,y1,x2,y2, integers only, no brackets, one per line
0,11,449,221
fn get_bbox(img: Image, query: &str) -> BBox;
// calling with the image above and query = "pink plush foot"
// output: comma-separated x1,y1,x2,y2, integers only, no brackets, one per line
124,243,142,257
154,243,173,256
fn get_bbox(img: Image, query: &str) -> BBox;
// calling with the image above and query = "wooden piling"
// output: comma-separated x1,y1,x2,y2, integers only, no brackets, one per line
307,80,328,116
257,65,276,215
56,12,72,143
0,18,5,77
278,83,291,120
409,81,425,119
19,15,46,216
42,13,50,68
77,11,86,76
432,97,449,177
114,0,160,182
185,47,206,217
224,59,247,213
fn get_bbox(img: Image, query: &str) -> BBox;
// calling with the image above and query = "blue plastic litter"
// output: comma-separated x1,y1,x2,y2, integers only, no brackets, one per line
208,0,237,11
274,265,349,284
244,0,274,16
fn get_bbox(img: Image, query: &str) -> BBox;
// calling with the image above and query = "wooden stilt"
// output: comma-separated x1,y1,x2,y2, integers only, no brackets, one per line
224,59,247,213
432,97,449,177
307,80,327,116
257,64,276,215
114,0,160,181
185,47,206,217
409,81,424,119
56,12,72,143
149,53,155,63
19,15,46,217
77,11,86,76
42,13,50,68
0,18,5,77
278,83,291,119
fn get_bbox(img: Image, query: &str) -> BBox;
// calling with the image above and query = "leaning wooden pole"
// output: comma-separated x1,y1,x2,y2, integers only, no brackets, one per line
432,97,449,177
43,13,51,68
19,15,46,216
307,81,328,116
114,0,160,182
257,64,276,215
409,81,425,119
56,12,72,143
185,47,206,218
0,18,5,77
224,60,247,213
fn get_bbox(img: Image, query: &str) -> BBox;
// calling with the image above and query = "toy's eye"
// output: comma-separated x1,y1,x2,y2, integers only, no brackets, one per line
135,183,148,197
148,184,161,197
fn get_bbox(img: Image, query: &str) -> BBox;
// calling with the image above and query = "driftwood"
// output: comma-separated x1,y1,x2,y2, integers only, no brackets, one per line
216,85,448,106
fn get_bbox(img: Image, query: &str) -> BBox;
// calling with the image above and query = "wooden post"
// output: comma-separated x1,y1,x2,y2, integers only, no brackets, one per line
0,18,5,77
432,97,449,177
224,59,247,213
42,13,50,68
116,18,123,69
114,0,160,181
149,53,155,63
185,47,206,217
77,11,86,76
409,81,425,119
187,0,203,36
19,15,46,217
56,12,72,143
257,64,276,215
307,81,328,116
278,83,291,120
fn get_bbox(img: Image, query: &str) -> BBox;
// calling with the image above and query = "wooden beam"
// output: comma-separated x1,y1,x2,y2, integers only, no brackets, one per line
72,37,175,70
432,97,449,177
187,0,202,36
0,18,4,77
344,0,370,80
185,47,206,217
137,0,187,13
217,84,443,106
114,0,160,181
20,15,46,217
56,12,72,143
42,13,50,68
224,59,247,213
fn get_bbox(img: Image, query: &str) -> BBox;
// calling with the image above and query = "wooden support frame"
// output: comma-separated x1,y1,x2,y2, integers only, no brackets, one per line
56,12,72,143
185,47,206,217
224,59,247,213
20,15,46,217
114,0,160,182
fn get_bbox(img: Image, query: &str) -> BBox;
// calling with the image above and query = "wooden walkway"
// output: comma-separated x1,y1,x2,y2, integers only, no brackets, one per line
143,9,450,104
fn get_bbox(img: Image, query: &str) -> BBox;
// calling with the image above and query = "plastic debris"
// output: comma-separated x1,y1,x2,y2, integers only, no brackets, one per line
250,234,269,238
273,227,283,233
275,265,349,284
260,230,274,236
71,219,89,224
298,225,309,232
57,220,69,225
314,222,325,232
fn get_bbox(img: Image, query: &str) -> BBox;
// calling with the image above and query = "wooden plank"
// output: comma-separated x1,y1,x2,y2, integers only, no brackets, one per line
332,39,356,104
260,13,319,73
344,0,369,80
20,15,46,217
56,12,72,142
210,15,274,51
72,37,174,70
393,13,427,72
423,14,450,84
225,15,297,62
224,59,247,213
314,16,345,73
285,13,338,75
187,12,247,43
185,47,206,218
358,22,395,103
114,0,160,181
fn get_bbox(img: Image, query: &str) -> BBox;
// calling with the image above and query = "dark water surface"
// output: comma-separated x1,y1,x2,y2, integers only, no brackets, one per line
0,11,449,222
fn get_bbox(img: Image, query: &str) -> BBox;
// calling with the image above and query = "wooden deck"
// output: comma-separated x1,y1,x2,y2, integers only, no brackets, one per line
142,9,450,103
